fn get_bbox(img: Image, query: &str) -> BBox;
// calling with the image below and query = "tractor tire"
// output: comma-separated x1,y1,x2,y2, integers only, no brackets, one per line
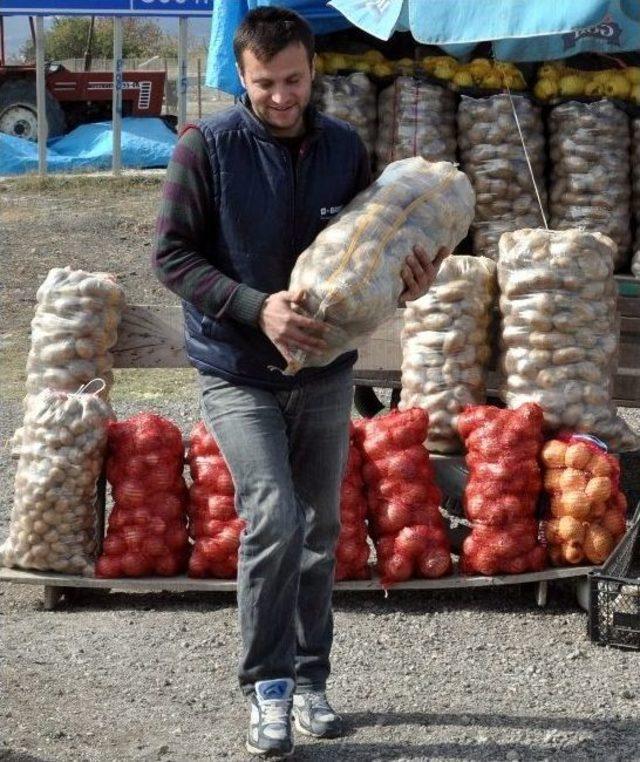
0,78,66,141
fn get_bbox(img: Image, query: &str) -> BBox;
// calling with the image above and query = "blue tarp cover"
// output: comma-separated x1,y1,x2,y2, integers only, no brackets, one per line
0,117,177,176
207,0,640,95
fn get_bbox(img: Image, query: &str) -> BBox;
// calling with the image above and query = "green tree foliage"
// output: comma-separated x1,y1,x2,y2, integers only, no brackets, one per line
20,17,179,62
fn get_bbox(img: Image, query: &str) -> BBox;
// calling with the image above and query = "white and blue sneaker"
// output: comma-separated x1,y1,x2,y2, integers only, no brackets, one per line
292,690,342,738
246,678,295,758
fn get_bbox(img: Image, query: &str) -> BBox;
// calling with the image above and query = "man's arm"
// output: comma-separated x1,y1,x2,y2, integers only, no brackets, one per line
152,127,268,325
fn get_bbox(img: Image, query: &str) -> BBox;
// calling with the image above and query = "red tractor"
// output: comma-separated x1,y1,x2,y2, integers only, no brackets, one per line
0,63,168,140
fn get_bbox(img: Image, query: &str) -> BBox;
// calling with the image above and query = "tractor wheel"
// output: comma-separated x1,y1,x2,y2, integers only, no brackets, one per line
0,78,66,141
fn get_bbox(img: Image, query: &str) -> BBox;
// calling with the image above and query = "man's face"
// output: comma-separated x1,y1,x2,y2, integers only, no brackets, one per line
238,42,314,138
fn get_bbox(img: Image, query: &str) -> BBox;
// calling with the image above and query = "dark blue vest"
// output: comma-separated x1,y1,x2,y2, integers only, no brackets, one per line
183,97,366,389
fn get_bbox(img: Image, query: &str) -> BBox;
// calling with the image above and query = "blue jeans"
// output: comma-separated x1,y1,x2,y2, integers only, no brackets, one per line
199,369,353,695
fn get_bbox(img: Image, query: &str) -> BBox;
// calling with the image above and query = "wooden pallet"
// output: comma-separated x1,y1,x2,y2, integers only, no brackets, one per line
0,564,595,610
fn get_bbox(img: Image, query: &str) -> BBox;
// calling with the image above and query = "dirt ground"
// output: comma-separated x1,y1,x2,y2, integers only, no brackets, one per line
1,175,639,762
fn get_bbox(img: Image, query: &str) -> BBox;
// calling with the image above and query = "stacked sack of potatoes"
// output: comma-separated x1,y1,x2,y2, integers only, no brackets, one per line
400,255,496,453
335,427,371,581
2,385,113,575
632,119,640,278
187,421,244,579
542,436,628,566
498,228,639,452
375,78,456,172
354,409,452,585
286,157,475,373
549,100,631,270
457,94,547,260
314,73,377,156
97,413,190,578
24,267,124,401
458,403,548,575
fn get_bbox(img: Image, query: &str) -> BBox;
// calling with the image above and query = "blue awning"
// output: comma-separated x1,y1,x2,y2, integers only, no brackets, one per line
206,0,640,95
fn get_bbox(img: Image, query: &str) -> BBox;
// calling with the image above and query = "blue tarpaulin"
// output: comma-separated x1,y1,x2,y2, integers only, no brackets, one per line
206,0,350,95
207,0,640,95
0,117,177,176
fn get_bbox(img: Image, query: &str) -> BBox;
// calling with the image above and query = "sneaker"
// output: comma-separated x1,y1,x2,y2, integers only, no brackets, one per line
292,690,342,738
246,678,295,758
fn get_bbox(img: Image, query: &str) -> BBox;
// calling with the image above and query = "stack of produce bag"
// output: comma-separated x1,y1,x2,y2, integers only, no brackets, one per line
2,384,112,575
286,157,474,373
458,403,547,575
457,94,547,261
335,427,371,581
25,267,124,401
187,421,243,579
632,119,640,278
549,101,631,270
96,413,189,578
354,409,452,585
542,435,628,566
400,255,496,453
498,228,639,451
375,78,456,172
314,73,377,155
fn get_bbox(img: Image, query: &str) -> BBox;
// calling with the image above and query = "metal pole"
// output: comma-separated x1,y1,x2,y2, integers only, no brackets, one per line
35,16,47,176
112,16,123,175
197,57,202,119
178,16,188,130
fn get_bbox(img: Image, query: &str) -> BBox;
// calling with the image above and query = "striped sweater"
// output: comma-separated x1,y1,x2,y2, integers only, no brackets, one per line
152,127,268,326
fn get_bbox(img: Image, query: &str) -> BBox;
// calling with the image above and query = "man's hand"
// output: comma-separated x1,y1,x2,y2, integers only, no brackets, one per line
259,290,328,363
399,245,450,305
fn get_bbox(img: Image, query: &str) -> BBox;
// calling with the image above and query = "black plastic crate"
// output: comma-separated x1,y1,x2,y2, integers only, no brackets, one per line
589,502,640,651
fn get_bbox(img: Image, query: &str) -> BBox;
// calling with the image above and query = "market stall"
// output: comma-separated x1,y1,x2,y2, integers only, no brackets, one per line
1,3,639,653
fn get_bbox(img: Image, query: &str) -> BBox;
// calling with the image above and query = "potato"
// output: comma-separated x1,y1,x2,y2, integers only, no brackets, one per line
497,230,639,452
549,102,631,269
585,476,612,503
376,78,456,172
583,524,614,565
400,256,496,453
1,387,113,576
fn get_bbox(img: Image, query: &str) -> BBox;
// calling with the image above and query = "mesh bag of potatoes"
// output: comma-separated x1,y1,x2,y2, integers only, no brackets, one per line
314,72,377,155
632,119,640,278
542,435,628,566
457,94,547,261
286,157,475,373
26,267,125,401
399,255,496,453
375,77,456,172
549,100,631,271
498,228,640,452
1,383,113,575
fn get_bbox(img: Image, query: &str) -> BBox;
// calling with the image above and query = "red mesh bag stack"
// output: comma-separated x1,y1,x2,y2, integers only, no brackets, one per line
335,427,371,581
541,433,627,566
458,403,547,575
186,421,244,579
354,409,452,586
96,413,189,578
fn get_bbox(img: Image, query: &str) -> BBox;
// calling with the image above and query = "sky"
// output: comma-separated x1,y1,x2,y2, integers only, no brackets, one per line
2,15,211,59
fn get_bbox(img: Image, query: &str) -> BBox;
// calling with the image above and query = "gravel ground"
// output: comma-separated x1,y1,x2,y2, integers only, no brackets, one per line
2,177,640,762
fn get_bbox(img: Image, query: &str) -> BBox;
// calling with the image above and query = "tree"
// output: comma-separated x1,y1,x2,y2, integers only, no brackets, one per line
19,17,178,62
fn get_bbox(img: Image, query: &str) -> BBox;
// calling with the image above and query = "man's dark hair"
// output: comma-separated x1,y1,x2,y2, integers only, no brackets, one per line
233,7,314,71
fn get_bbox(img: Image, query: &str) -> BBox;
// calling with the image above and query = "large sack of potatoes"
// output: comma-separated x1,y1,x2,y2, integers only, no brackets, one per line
498,228,639,452
400,255,497,453
376,77,456,172
457,94,547,261
286,157,475,373
314,73,377,156
549,100,632,271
